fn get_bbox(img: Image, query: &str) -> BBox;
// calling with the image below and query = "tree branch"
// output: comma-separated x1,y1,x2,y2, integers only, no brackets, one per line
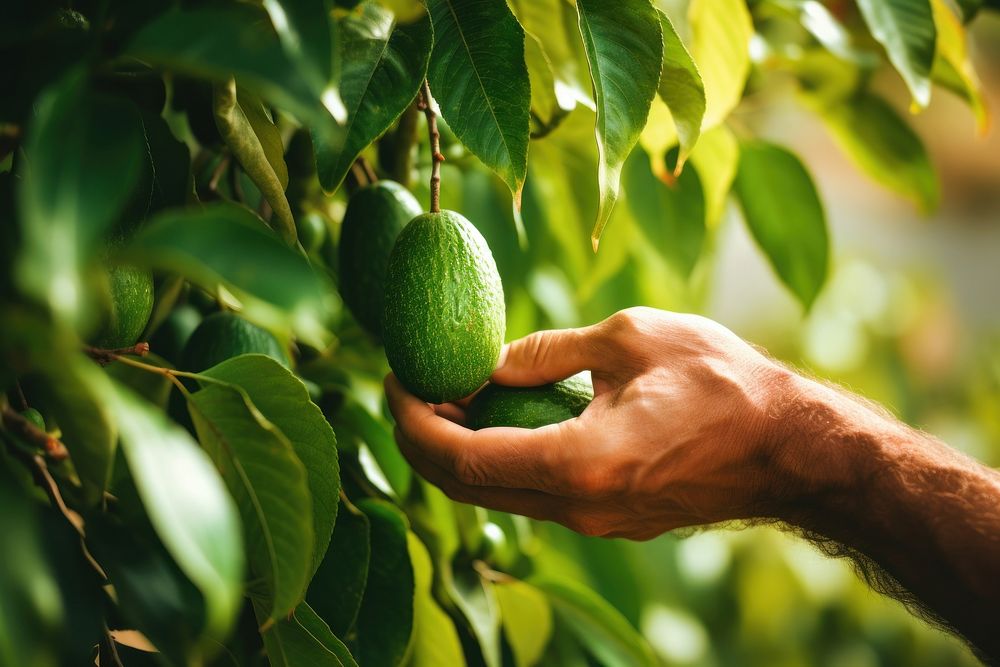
417,80,445,214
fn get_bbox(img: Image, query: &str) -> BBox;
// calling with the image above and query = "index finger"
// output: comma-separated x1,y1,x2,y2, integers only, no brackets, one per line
385,373,576,493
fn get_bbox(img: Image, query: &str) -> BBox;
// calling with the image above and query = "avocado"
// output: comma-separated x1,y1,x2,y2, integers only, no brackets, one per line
466,375,593,430
383,210,505,404
338,181,422,339
92,263,154,349
20,408,45,432
149,304,202,364
179,311,289,372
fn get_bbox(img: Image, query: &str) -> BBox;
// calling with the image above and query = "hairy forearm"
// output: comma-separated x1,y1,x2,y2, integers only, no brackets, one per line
768,374,1000,661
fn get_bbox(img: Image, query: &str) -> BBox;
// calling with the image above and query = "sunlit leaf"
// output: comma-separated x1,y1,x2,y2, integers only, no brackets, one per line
733,140,828,309
314,2,432,192
575,0,663,248
405,533,465,666
818,92,939,213
336,398,412,499
688,123,739,228
187,367,313,621
427,0,530,203
200,355,340,579
448,566,501,667
355,499,414,667
930,0,990,134
213,79,296,246
109,383,244,639
495,579,553,667
855,0,936,108
688,0,752,129
655,9,704,171
308,499,370,637
532,577,657,667
254,600,358,667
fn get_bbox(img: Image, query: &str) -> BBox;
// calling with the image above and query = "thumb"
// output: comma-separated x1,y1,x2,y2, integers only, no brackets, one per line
492,327,603,386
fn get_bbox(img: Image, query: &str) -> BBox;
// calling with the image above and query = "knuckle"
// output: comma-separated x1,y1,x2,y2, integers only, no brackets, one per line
565,513,610,538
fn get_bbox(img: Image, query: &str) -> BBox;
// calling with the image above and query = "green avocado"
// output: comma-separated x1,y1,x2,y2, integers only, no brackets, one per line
466,375,593,430
338,181,422,339
92,263,154,349
149,304,202,364
20,408,46,432
179,311,289,372
383,210,505,404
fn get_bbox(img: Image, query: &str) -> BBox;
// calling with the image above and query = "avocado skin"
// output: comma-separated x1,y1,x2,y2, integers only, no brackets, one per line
383,210,505,404
93,264,154,349
466,375,593,430
179,312,289,372
338,181,422,340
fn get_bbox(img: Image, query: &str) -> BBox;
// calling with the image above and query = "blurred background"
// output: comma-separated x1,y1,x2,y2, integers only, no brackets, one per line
412,9,1000,667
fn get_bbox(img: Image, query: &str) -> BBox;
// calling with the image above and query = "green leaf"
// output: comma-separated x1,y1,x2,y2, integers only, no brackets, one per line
448,566,501,667
531,578,656,667
109,382,244,639
655,10,705,170
254,600,359,667
124,202,333,346
856,0,936,108
733,141,828,309
624,147,706,278
688,123,739,228
308,499,371,637
355,499,414,667
16,71,144,329
127,4,339,127
30,357,117,506
426,0,530,203
186,371,314,621
262,0,343,119
213,79,296,246
575,0,663,249
523,32,573,138
336,398,412,499
930,0,990,134
200,354,340,579
818,92,938,214
495,580,553,667
688,0,753,129
314,2,432,192
405,532,465,667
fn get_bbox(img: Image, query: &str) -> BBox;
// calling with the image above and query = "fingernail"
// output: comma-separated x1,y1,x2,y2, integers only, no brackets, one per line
496,344,510,370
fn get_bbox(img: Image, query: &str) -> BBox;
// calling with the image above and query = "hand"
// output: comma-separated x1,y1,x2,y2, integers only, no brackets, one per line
385,307,797,539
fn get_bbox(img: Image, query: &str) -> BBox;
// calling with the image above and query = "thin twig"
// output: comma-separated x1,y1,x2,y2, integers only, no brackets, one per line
84,343,150,367
103,622,125,667
350,161,370,188
1,404,69,460
356,156,378,184
13,380,28,411
417,79,444,213
208,154,231,194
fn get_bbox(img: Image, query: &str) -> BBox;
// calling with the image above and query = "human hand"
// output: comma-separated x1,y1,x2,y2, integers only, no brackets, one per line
385,307,799,539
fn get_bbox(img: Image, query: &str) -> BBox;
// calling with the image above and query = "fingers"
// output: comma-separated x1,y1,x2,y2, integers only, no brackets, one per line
492,326,606,386
386,373,580,493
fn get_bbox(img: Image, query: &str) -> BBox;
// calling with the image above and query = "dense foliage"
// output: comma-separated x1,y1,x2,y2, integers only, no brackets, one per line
0,0,994,665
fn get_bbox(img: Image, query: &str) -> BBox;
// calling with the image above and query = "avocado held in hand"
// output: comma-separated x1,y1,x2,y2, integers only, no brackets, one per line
338,181,422,340
92,263,154,349
466,375,593,430
383,210,505,404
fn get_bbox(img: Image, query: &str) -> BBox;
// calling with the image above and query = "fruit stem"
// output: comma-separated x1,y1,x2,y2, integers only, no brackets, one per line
84,342,150,366
418,79,444,214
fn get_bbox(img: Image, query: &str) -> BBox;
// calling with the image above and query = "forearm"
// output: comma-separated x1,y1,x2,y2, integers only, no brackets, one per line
768,374,1000,659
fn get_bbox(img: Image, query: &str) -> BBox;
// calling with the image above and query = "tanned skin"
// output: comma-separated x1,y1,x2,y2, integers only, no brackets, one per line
385,307,1000,662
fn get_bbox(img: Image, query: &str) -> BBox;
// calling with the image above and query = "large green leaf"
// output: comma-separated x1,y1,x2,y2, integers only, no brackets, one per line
495,579,553,667
29,357,116,506
426,0,530,203
404,533,465,667
109,383,244,639
336,398,412,500
624,147,706,278
819,92,938,214
124,202,333,346
688,123,739,228
531,578,656,667
187,372,314,621
688,0,752,129
308,499,371,638
575,0,662,249
213,80,296,246
200,355,340,579
355,499,414,667
656,9,705,170
127,4,340,127
856,0,936,108
448,566,501,667
733,141,828,310
315,2,432,192
254,600,358,667
16,71,143,329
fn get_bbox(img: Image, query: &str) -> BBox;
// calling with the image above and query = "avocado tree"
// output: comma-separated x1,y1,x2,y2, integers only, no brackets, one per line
0,0,993,665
